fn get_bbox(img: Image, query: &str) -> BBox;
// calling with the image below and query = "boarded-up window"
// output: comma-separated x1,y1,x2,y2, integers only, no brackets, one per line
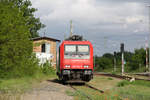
46,43,50,53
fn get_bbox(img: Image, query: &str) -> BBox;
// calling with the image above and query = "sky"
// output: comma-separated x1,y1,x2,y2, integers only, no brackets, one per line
30,0,150,56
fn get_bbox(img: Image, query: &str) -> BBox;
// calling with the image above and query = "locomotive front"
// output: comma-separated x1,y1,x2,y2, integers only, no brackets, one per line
57,35,93,82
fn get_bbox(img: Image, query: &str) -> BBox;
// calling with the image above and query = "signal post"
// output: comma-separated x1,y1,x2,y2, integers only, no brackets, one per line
121,43,124,75
114,52,117,72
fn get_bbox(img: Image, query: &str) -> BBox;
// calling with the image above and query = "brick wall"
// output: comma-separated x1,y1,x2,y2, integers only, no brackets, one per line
33,39,57,67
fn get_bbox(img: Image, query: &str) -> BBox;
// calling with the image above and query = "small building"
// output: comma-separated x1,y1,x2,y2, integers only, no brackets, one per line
32,36,60,67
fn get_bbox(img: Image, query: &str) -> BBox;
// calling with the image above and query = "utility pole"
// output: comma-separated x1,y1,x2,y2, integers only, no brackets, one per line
145,38,149,71
114,52,117,72
64,33,66,40
44,31,46,37
70,20,73,37
121,43,124,75
104,36,108,49
43,29,46,37
148,6,150,72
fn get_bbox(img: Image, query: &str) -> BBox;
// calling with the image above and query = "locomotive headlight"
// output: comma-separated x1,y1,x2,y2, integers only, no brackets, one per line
65,65,70,68
84,65,89,68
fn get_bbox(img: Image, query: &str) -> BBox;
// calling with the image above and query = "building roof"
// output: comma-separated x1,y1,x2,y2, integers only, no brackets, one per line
31,36,61,42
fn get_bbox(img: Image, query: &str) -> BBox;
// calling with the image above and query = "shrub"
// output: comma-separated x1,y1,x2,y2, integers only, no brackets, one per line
41,61,55,75
117,80,130,87
108,77,113,80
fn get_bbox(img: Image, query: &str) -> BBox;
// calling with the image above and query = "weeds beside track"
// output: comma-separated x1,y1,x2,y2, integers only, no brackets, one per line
94,72,150,81
69,84,93,100
68,82,105,100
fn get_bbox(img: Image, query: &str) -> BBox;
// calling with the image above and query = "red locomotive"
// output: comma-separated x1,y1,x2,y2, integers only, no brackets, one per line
56,35,94,82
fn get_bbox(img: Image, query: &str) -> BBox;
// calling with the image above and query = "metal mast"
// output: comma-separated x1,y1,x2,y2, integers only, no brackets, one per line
148,6,150,72
114,52,117,72
70,20,73,37
145,38,148,71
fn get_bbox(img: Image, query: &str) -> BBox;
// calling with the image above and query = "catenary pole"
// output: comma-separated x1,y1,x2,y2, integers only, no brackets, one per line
145,38,148,71
148,6,150,72
122,52,124,75
114,52,116,72
70,20,73,37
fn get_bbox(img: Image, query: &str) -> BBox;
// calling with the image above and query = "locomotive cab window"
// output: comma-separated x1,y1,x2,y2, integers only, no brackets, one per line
64,45,90,59
65,45,76,54
77,45,89,55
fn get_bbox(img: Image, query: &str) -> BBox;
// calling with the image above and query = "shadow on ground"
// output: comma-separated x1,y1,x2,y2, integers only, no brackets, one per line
47,79,85,86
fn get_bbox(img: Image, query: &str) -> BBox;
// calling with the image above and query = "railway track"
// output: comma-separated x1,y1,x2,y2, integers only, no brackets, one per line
85,83,104,93
94,72,150,81
69,85,93,100
132,72,150,77
69,83,104,100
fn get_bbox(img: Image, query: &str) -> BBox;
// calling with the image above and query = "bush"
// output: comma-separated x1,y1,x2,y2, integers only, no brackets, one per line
111,71,117,75
41,61,55,75
117,80,130,87
0,54,40,79
95,57,113,72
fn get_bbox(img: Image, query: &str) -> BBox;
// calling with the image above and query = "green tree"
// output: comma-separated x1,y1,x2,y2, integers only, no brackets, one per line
0,1,39,78
129,48,145,71
95,57,113,71
103,53,114,60
11,0,45,38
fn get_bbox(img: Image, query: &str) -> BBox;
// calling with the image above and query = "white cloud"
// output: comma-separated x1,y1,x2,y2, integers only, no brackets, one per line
31,0,147,29
30,0,149,55
30,0,149,36
31,0,143,21
125,16,145,24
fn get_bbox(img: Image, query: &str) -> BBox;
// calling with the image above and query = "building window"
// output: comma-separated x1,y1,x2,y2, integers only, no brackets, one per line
41,43,50,53
42,44,45,52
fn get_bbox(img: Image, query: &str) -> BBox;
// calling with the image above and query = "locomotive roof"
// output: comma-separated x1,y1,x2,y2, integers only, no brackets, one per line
65,35,87,41
62,35,92,45
62,40,92,44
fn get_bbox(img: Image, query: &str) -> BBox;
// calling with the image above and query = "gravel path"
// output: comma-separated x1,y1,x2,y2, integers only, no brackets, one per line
21,79,73,100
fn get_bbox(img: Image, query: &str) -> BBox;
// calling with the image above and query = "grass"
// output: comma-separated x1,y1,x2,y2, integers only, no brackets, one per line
0,73,56,100
66,86,122,100
115,85,150,100
88,76,121,90
66,76,150,100
117,80,150,87
108,77,113,80
0,73,56,93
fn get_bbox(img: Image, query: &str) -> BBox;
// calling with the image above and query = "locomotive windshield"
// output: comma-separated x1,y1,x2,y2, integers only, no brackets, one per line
64,45,90,59
65,45,76,54
78,45,89,54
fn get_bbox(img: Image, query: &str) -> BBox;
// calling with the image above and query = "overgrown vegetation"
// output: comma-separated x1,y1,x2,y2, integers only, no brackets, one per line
117,80,150,87
95,48,147,73
116,80,150,100
0,0,55,93
0,0,46,79
66,76,150,100
41,61,56,75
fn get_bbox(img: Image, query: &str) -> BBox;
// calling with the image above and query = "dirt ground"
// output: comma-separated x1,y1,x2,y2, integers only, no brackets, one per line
21,79,73,100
